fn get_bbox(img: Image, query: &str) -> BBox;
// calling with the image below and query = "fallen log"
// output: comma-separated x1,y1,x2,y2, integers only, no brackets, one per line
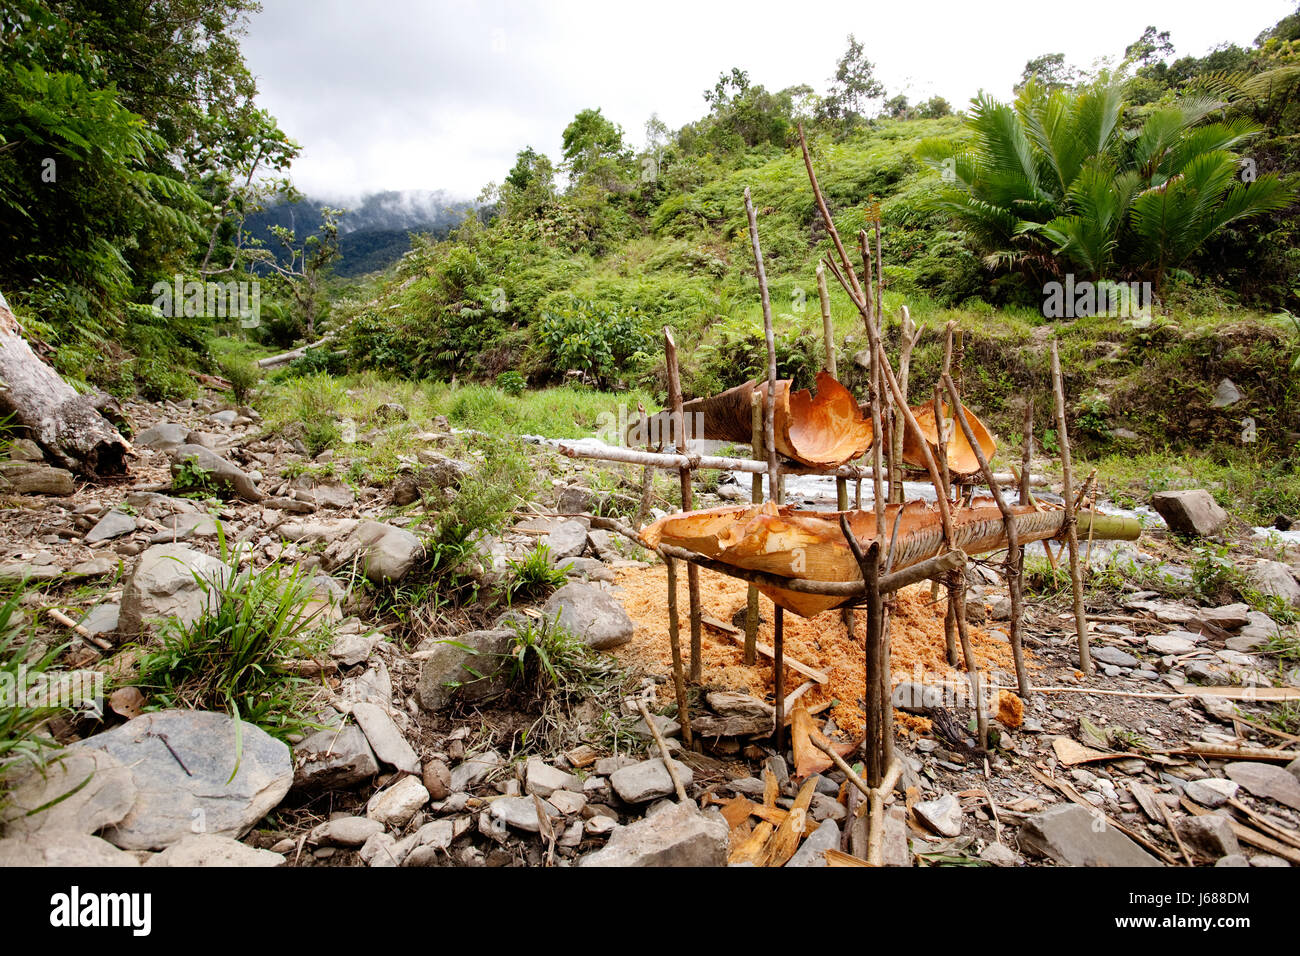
257,334,335,368
640,500,1141,617
0,295,131,475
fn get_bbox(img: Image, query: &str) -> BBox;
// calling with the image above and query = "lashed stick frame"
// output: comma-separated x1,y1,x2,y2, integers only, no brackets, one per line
557,143,1095,861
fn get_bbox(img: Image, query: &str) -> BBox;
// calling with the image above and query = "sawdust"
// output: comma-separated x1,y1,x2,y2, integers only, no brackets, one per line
612,563,1035,738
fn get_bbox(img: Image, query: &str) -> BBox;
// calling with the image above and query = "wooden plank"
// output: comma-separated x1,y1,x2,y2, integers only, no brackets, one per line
728,821,774,866
824,848,871,867
758,777,818,867
705,617,829,685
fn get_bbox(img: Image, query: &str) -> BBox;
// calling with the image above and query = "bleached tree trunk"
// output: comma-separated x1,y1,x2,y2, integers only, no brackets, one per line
0,295,132,475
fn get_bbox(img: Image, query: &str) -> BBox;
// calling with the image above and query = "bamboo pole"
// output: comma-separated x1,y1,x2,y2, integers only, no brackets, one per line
943,373,1030,699
743,187,779,505
1051,340,1091,676
664,328,703,684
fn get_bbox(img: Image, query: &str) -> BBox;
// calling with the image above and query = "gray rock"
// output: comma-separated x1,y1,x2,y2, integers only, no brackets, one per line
609,759,695,803
525,757,581,797
79,603,120,637
85,509,137,543
915,793,963,838
0,462,75,496
6,437,44,461
892,681,945,713
1175,815,1240,862
365,775,429,827
118,543,228,637
309,816,384,847
450,751,504,792
545,520,589,561
68,556,120,580
1250,854,1292,867
292,724,379,792
1018,803,1161,866
1215,854,1250,867
705,691,773,718
1287,756,1300,786
556,485,594,514
415,629,515,711
580,802,727,867
0,749,137,837
1197,604,1251,630
1151,489,1229,537
1211,378,1242,409
1146,632,1199,655
882,805,913,867
0,831,139,867
489,795,562,832
542,582,634,650
322,519,423,583
979,842,1021,866
1225,761,1300,810
1091,645,1139,668
136,422,191,452
786,819,841,867
1184,777,1240,808
349,701,420,775
144,834,284,867
168,444,263,501
77,710,292,850
1246,561,1300,609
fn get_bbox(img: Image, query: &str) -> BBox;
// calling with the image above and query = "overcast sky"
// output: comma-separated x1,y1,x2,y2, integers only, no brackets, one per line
240,0,1296,201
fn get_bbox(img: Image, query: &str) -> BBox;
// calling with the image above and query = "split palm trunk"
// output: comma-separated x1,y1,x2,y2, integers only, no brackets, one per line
641,500,1139,618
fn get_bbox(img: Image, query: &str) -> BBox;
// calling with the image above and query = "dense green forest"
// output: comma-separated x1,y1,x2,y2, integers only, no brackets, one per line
2,1,1299,452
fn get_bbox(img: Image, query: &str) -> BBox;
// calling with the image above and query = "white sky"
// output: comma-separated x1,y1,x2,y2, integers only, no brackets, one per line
240,0,1297,201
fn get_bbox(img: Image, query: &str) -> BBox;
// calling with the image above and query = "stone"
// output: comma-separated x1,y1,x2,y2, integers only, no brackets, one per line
423,759,452,800
79,603,120,637
915,793,963,838
322,519,423,583
349,701,420,775
1215,854,1250,867
293,724,379,792
0,831,139,867
609,759,695,803
415,629,515,711
979,842,1021,866
489,795,562,833
1224,762,1300,810
1250,854,1292,867
359,831,411,867
136,422,191,452
892,681,945,713
69,556,120,580
1175,815,1240,862
705,691,773,718
542,582,634,650
144,834,283,867
365,775,430,827
168,444,263,501
1091,645,1139,668
118,543,228,637
631,714,681,740
0,462,75,496
375,402,408,422
1246,561,1300,609
1288,756,1300,786
1183,777,1240,808
1018,804,1161,866
0,749,137,837
1211,378,1242,408
85,509,137,543
6,437,44,460
785,819,841,867
1151,489,1229,537
585,815,618,836
1146,632,1199,655
450,751,504,792
580,802,727,867
309,816,384,847
78,710,292,850
1197,604,1251,630
525,757,582,797
548,790,587,815
545,520,589,561
556,485,595,514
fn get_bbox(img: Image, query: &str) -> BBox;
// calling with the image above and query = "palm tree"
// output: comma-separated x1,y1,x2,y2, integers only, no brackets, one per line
918,80,1294,293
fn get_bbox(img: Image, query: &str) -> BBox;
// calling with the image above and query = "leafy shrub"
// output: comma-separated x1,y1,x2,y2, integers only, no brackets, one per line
172,455,214,495
537,300,656,388
496,370,526,395
504,544,570,604
217,355,260,404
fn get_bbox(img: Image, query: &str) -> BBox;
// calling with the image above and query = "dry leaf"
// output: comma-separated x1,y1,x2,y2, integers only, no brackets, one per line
109,686,145,719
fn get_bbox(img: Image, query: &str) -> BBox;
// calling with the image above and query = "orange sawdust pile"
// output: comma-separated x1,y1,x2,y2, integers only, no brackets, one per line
613,563,1034,739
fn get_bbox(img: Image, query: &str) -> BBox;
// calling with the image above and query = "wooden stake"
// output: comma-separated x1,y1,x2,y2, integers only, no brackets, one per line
664,327,703,684
1051,340,1091,676
840,523,884,787
663,558,694,749
892,307,921,505
634,695,687,802
943,373,1030,699
745,390,762,666
774,604,786,753
816,262,836,377
1020,398,1034,506
743,187,779,503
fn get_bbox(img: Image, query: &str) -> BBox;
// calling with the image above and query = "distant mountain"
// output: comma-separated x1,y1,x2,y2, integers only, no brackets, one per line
244,190,477,277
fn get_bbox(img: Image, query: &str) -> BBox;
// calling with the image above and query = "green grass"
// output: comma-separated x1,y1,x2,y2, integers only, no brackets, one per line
503,544,570,605
0,590,65,804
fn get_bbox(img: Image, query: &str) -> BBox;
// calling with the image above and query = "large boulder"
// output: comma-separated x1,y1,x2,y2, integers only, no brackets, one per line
76,710,293,850
579,802,728,867
1151,489,1229,537
542,582,634,650
1246,560,1300,609
118,543,228,637
135,422,191,453
168,443,263,502
0,831,138,866
322,520,422,583
1018,804,1161,867
0,462,75,496
0,749,137,838
415,629,515,711
144,833,284,867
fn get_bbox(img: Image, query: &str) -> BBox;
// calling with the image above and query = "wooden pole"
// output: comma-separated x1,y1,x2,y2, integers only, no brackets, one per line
892,306,920,505
663,558,693,748
1051,340,1092,676
774,604,786,753
745,391,762,665
943,374,1030,699
1020,399,1034,506
664,328,703,684
816,262,836,377
839,524,884,786
634,695,687,802
743,187,779,505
